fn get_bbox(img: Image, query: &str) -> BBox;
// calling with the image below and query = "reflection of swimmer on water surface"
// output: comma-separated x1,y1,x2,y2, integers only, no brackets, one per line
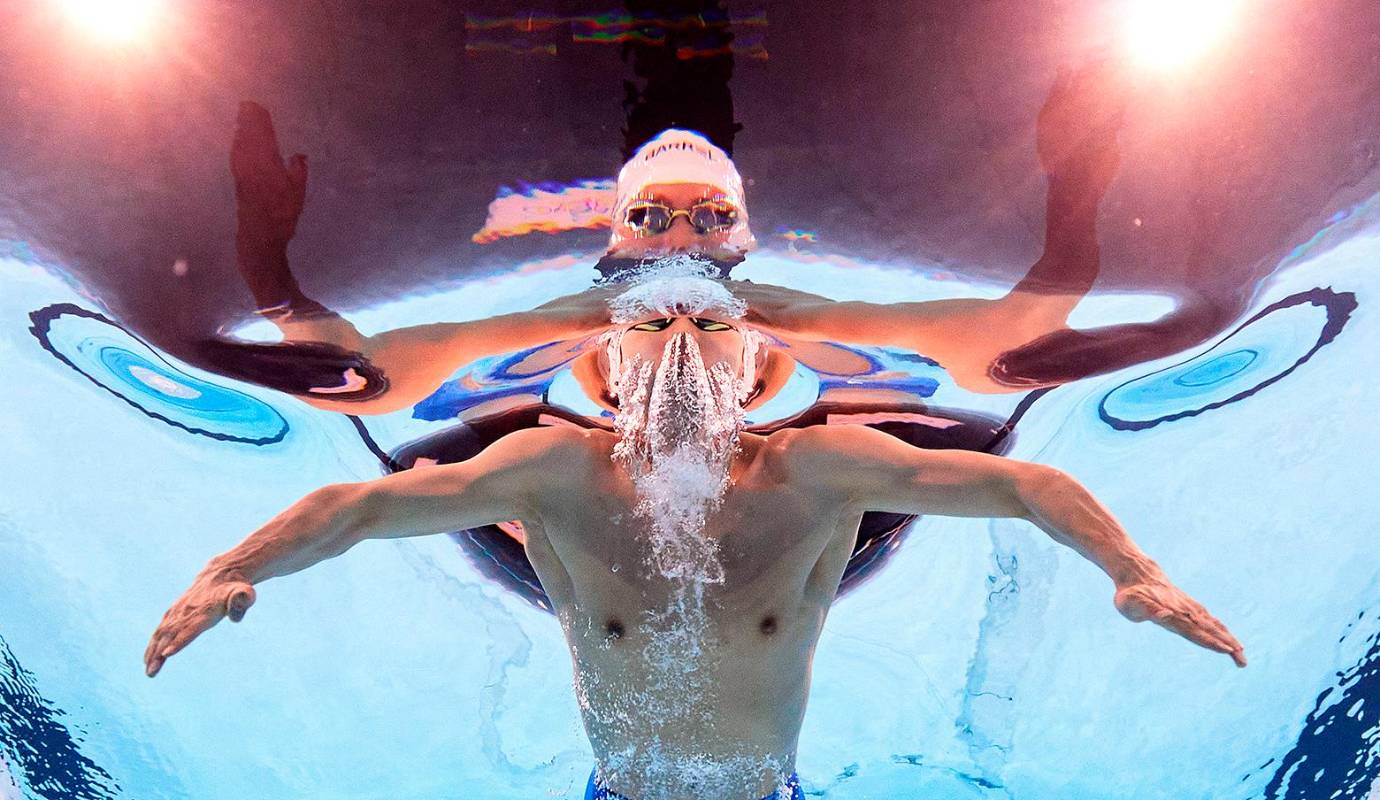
194,62,1192,611
214,102,877,416
203,59,1224,418
146,280,1246,800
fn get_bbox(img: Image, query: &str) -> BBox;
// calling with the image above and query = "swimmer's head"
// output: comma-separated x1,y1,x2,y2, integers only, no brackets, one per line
605,129,756,266
607,317,754,520
602,270,766,407
614,316,757,393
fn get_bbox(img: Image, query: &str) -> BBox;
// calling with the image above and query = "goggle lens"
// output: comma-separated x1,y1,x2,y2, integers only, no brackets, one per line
626,202,736,235
689,205,735,233
626,205,671,232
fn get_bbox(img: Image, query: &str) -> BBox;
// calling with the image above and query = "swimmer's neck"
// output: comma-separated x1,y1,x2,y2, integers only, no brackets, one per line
593,427,771,483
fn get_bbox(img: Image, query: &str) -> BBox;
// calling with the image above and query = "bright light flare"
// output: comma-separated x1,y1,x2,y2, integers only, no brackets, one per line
58,0,162,44
1122,0,1242,71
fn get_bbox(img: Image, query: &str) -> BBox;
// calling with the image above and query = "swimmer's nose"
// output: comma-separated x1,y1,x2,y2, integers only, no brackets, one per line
658,332,697,376
658,216,703,250
665,331,695,357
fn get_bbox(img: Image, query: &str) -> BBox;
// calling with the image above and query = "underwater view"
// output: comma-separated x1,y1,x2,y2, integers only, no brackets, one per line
2,1,1379,798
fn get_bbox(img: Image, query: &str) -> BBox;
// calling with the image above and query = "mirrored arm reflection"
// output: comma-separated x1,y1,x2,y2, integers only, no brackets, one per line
201,101,615,415
734,61,1226,394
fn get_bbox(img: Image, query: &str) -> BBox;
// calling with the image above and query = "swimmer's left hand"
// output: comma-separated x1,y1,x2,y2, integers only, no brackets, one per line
1114,572,1247,668
1037,59,1126,197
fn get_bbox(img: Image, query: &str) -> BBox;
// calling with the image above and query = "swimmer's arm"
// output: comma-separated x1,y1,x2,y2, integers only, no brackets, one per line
801,427,1135,567
144,427,566,676
727,65,1126,392
808,427,1246,665
225,102,615,413
257,290,616,415
728,281,1082,395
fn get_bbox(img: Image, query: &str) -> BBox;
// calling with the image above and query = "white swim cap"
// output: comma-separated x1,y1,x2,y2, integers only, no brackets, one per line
609,129,756,255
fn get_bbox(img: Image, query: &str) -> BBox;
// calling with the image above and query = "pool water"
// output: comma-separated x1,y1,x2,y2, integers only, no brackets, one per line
2,199,1378,799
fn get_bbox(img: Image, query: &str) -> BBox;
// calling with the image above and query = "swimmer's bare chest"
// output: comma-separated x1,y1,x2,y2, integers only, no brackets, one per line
518,433,862,647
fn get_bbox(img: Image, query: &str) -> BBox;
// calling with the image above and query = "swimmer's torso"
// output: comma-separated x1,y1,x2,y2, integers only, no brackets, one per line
512,428,862,799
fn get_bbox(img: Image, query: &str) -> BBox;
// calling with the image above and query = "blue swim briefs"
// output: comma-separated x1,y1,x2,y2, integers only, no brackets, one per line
585,769,804,799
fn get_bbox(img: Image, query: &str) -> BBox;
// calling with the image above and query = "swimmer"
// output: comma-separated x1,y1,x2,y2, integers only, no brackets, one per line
146,277,1246,800
207,59,1223,419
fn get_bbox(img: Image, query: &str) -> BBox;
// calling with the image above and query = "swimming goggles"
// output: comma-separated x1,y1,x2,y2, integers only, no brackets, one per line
628,317,735,332
624,201,738,235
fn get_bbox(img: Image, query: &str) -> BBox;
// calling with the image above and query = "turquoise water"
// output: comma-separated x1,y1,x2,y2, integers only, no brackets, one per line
1,218,1378,798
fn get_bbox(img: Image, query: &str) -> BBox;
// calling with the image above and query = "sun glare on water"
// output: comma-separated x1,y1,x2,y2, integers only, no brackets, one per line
58,0,162,44
1122,0,1243,71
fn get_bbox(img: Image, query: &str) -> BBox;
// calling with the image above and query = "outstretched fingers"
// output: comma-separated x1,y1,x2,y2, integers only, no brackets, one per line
232,101,286,173
1117,584,1247,668
1151,603,1247,668
143,582,253,678
144,614,198,678
144,617,191,677
143,623,170,676
150,625,198,675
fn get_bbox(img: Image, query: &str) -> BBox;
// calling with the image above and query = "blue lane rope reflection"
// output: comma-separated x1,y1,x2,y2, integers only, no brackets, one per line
28,304,289,446
1099,288,1357,432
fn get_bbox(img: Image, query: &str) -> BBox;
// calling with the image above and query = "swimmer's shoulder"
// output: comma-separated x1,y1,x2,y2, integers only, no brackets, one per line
754,424,895,483
756,423,874,453
489,424,615,474
751,425,845,472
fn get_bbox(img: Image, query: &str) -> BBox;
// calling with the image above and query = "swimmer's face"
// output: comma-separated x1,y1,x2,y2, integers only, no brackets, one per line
608,183,740,261
619,314,747,377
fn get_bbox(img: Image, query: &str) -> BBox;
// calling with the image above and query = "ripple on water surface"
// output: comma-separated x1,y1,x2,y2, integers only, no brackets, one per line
1098,288,1356,432
29,303,289,445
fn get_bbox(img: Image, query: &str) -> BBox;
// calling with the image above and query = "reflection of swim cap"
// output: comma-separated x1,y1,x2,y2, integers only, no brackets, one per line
609,129,756,255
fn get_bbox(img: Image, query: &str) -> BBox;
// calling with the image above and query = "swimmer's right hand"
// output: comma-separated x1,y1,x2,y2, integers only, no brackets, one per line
232,101,308,248
1037,60,1125,197
144,566,256,678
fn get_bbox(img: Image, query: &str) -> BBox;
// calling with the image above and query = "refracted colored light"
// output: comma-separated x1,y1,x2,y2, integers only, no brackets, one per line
58,0,161,43
1121,0,1241,70
472,179,616,243
463,10,769,60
